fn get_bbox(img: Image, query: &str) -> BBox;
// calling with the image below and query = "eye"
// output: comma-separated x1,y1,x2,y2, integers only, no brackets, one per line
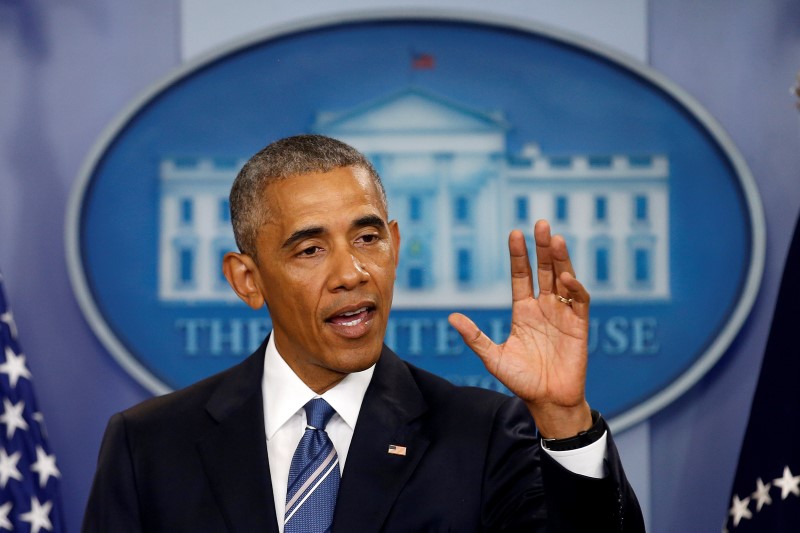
298,246,322,257
357,233,381,245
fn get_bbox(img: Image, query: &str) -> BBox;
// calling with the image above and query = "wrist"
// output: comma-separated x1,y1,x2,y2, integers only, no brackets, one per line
540,409,604,451
528,400,593,439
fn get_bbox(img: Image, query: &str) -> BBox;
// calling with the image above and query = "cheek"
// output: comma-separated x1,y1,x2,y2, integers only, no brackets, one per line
266,277,316,317
374,265,397,298
274,264,318,291
366,246,398,278
292,283,322,312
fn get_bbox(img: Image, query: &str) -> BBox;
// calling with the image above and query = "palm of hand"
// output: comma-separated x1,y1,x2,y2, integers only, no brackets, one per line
491,295,588,407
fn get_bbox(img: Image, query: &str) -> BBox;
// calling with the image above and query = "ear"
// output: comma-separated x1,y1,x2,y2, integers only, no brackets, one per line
222,252,265,310
389,219,401,269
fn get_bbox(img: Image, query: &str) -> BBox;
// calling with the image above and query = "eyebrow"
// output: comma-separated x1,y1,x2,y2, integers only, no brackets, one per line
353,214,387,230
281,214,387,250
281,226,325,250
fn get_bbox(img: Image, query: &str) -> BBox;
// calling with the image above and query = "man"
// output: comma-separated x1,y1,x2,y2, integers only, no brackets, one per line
83,135,644,532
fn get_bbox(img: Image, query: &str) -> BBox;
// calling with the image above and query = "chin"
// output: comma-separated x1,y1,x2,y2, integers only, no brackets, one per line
337,346,382,372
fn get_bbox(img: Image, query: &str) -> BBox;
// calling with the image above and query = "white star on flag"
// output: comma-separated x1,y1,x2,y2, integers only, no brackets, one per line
0,311,16,340
30,446,60,488
0,398,28,439
0,501,12,530
773,465,800,500
19,497,52,533
0,448,22,488
0,347,32,388
729,494,753,526
751,477,773,511
32,411,49,439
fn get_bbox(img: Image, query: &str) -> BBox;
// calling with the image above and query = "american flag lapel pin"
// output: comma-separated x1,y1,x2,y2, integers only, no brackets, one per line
388,444,407,456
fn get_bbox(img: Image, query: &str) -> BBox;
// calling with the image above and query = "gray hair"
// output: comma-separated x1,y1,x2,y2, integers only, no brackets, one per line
229,134,387,258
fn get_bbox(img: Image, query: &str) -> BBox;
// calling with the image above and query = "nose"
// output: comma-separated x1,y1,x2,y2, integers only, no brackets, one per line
328,248,370,291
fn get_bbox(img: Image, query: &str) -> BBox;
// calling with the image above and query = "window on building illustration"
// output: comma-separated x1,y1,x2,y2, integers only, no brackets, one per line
550,156,572,168
455,196,470,224
595,247,610,283
516,196,529,222
219,198,231,223
457,249,472,284
555,196,569,222
595,196,607,222
634,247,651,283
634,195,648,222
588,155,612,168
408,267,424,289
629,155,652,167
409,196,422,222
626,236,655,289
179,247,194,285
180,198,193,225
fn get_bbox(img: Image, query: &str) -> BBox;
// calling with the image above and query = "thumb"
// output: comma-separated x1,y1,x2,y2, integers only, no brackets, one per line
448,313,498,362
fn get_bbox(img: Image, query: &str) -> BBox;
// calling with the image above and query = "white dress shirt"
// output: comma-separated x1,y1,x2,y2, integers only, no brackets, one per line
262,334,374,532
261,333,607,532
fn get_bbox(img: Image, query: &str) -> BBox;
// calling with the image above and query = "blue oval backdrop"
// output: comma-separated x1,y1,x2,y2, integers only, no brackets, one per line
67,14,763,430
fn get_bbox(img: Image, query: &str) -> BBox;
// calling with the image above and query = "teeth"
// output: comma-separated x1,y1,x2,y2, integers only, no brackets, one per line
341,316,363,327
341,307,367,317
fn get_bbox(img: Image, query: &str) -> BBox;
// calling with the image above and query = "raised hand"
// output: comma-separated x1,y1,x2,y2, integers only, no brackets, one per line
448,220,593,438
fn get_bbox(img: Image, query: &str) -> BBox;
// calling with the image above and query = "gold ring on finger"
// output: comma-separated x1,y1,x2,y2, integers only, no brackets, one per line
556,295,573,306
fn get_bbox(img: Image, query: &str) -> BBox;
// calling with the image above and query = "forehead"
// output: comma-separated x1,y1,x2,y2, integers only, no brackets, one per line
262,166,386,230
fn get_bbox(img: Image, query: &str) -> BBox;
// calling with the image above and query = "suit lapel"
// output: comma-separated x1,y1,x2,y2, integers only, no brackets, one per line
196,342,279,533
333,346,430,532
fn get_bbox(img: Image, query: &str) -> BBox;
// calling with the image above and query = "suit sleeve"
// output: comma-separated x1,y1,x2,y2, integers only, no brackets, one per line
481,397,645,533
82,413,144,533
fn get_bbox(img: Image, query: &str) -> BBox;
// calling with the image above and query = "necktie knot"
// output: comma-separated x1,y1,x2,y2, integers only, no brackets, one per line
304,398,335,430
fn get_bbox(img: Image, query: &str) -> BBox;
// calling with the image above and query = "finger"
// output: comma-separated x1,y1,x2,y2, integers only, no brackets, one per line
534,220,555,295
550,234,576,296
448,313,499,362
558,271,591,319
508,230,534,302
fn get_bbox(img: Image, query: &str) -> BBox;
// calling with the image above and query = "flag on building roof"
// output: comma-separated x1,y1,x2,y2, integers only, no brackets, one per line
0,271,65,532
724,214,800,532
411,51,435,70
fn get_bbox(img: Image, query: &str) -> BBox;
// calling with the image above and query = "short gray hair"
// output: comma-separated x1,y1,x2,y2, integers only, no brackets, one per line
229,134,386,258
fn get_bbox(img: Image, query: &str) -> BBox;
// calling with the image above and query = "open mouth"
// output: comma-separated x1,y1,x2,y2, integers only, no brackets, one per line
326,304,376,337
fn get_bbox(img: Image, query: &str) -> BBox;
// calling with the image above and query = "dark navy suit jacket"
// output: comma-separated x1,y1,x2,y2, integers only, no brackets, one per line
83,339,645,532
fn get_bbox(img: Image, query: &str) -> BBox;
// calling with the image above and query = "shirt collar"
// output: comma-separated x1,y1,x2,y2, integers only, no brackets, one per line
262,332,375,440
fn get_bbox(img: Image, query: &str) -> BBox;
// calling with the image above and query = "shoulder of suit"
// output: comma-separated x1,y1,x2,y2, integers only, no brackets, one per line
118,350,260,425
399,357,518,413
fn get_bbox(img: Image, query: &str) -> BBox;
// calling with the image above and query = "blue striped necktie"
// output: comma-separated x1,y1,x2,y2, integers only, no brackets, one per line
285,398,340,533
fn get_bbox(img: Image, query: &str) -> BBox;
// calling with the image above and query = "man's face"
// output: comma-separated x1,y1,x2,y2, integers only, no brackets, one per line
251,166,400,392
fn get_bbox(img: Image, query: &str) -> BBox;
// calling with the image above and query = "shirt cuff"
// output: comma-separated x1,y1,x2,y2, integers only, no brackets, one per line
540,430,608,479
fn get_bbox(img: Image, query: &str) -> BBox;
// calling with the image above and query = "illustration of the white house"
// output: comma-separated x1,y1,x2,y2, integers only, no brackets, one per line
158,88,670,306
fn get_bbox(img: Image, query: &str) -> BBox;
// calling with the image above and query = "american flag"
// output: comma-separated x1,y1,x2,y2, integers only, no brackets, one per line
724,215,800,532
387,444,407,456
0,272,65,532
411,52,435,70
